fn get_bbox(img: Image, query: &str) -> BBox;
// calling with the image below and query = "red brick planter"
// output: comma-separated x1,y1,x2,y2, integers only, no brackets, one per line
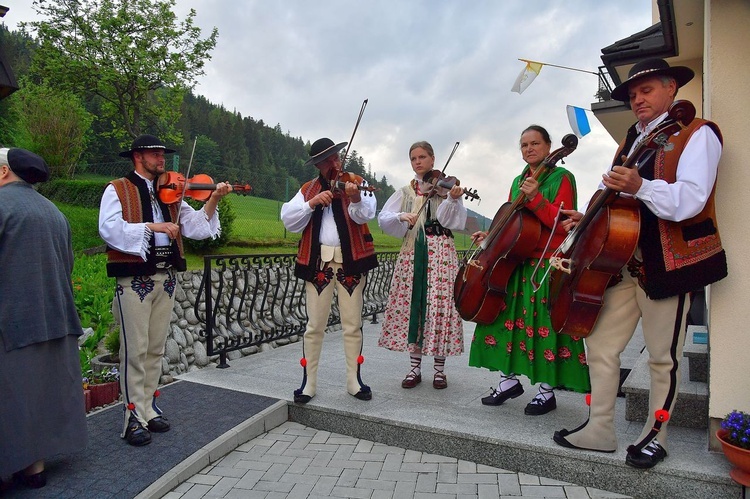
83,389,92,413
88,381,120,410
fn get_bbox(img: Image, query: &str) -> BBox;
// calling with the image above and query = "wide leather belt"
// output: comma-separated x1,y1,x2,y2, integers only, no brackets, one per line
154,246,173,269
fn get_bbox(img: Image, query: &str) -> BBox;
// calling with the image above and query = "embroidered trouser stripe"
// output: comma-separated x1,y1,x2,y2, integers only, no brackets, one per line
631,291,687,451
113,271,175,436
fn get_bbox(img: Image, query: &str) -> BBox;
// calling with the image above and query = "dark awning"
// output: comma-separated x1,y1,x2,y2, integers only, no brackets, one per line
0,42,19,100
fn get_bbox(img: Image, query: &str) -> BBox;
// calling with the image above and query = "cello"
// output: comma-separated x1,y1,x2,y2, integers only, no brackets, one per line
453,133,578,324
547,100,696,337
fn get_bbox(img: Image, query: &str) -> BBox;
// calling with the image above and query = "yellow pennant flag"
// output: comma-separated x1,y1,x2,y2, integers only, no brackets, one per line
511,61,543,94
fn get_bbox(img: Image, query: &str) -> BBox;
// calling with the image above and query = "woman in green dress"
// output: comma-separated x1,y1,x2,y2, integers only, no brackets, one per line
469,125,590,415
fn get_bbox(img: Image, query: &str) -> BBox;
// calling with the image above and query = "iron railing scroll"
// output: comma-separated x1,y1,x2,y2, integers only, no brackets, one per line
196,252,404,368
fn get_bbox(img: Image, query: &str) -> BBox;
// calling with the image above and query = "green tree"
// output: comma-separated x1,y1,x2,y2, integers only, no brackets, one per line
23,0,218,146
8,78,93,177
192,134,221,179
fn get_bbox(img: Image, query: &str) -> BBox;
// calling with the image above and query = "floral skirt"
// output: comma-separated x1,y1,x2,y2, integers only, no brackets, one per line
468,258,590,392
378,235,464,357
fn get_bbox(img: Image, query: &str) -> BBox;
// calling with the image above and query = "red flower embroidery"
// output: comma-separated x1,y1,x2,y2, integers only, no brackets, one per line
526,326,534,338
504,320,514,331
528,349,535,361
484,336,497,347
558,346,571,359
578,352,587,365
519,341,527,352
506,341,513,353
544,349,555,362
538,327,549,338
515,318,525,330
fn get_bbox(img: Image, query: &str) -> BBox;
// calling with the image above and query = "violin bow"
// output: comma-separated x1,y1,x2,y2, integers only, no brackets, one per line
174,137,198,224
408,141,460,230
340,99,368,171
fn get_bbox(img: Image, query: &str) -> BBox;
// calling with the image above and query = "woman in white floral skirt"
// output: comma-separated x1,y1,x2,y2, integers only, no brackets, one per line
377,141,467,389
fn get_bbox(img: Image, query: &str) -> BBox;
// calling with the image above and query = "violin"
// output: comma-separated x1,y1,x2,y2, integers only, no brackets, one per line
421,169,480,201
329,170,378,196
156,171,252,205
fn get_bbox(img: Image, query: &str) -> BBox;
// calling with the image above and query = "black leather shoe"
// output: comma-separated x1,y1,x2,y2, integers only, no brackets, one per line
481,383,524,406
553,428,617,453
353,388,372,401
124,415,151,446
13,471,46,489
524,394,557,415
626,440,667,469
293,392,313,404
147,416,170,433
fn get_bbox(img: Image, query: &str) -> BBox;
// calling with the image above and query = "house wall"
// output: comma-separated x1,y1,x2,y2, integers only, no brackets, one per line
704,0,750,445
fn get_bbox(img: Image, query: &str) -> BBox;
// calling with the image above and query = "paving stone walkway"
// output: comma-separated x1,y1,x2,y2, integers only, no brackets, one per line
163,422,631,499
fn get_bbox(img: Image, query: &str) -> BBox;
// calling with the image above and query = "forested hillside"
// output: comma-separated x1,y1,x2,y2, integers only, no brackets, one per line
0,24,396,206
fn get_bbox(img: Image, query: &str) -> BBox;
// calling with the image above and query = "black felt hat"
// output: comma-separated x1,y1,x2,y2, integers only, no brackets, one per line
119,134,176,158
0,147,50,184
304,138,347,167
611,58,694,102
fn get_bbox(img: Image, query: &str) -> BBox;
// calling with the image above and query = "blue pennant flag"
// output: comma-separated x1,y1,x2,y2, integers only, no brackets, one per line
566,105,591,138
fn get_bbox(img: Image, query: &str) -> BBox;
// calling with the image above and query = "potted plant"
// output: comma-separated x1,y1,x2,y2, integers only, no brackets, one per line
90,329,120,373
717,410,750,486
82,366,120,411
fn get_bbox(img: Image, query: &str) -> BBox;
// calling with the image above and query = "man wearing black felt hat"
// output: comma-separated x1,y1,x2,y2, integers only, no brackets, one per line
1,148,88,488
99,134,232,446
281,137,378,404
552,58,727,469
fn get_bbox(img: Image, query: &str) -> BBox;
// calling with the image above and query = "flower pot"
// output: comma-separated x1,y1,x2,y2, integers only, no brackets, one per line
90,353,119,374
717,429,750,486
83,389,92,413
88,381,120,409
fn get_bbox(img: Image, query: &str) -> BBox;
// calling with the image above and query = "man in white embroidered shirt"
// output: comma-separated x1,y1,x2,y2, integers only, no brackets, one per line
99,134,231,446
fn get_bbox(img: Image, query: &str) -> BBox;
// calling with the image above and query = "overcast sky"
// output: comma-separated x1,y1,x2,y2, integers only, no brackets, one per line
4,1,653,219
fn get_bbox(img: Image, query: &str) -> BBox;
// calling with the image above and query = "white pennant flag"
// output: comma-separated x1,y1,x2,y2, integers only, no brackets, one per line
511,61,543,94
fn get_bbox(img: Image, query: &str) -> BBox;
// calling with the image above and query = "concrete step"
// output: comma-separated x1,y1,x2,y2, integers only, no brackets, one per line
622,348,708,429
684,324,708,383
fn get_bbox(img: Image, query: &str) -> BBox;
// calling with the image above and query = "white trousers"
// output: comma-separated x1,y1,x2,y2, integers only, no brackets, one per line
297,247,369,398
563,270,688,452
113,270,176,435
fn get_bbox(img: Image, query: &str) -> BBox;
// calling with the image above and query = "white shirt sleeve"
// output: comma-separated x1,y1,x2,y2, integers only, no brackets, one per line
436,195,467,230
280,190,314,233
634,125,722,221
348,182,377,225
98,184,151,260
179,201,221,240
378,189,408,238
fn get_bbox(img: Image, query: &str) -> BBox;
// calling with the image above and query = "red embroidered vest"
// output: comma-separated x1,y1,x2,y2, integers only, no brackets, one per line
105,172,186,277
294,177,378,281
615,118,727,299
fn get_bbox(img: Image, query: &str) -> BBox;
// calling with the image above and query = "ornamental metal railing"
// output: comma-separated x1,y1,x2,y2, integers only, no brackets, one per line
196,252,403,368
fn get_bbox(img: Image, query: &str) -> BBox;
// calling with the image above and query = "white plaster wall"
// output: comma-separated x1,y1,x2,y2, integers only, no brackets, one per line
706,0,750,419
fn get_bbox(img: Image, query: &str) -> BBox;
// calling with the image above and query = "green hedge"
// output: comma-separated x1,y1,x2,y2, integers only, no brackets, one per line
38,179,107,208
